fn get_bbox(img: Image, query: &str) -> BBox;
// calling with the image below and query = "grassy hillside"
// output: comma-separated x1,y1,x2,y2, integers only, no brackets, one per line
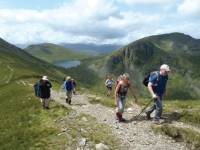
90,32,200,99
24,43,90,63
0,38,121,149
0,38,70,149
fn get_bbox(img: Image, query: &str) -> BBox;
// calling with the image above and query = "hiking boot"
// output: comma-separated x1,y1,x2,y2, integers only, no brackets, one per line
45,107,50,110
116,112,122,120
68,100,71,105
145,112,151,120
153,120,161,125
66,98,68,103
119,117,126,123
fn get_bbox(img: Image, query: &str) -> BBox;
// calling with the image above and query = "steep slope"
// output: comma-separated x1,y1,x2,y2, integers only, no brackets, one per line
0,39,67,83
92,33,200,99
24,43,89,63
0,38,69,149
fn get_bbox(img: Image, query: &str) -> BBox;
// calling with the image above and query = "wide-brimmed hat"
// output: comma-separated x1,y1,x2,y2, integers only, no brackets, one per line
42,76,48,81
160,64,170,72
66,76,71,80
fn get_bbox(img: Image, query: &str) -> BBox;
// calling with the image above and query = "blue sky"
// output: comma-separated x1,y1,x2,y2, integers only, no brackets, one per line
0,0,200,44
0,0,69,9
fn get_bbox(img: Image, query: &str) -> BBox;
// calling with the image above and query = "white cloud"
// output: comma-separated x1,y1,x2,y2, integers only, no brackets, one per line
0,0,163,44
0,0,199,45
0,0,125,44
118,0,173,5
178,0,200,16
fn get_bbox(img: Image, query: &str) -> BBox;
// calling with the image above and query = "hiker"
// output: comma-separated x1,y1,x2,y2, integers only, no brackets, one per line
64,76,74,105
71,79,76,95
105,75,114,96
39,76,52,109
115,73,138,122
145,64,170,124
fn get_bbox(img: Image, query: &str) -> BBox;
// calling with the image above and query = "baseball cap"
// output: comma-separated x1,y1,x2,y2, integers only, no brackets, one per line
160,64,170,72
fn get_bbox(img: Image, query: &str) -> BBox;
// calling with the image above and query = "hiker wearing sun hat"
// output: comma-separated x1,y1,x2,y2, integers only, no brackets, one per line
39,76,52,109
145,64,170,124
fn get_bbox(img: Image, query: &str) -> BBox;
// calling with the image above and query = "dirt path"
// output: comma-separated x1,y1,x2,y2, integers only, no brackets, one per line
51,91,188,150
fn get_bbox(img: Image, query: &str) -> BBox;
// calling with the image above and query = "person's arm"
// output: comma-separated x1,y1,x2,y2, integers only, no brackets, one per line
129,83,138,103
47,81,52,88
148,83,156,98
105,79,108,86
148,74,157,99
62,81,66,89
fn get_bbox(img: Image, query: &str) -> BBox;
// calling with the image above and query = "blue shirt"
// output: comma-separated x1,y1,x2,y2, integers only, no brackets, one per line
149,71,168,97
64,80,74,91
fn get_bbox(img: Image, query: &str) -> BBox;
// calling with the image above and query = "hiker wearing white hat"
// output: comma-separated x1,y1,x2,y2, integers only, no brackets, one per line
42,76,48,81
145,64,170,124
160,64,170,72
39,76,52,109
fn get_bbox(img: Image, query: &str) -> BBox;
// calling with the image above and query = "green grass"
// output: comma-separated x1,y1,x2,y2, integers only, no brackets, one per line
25,43,90,63
88,95,116,108
151,99,200,150
179,111,200,128
162,100,200,127
0,81,71,150
0,40,121,149
163,100,200,111
0,40,72,149
153,125,200,150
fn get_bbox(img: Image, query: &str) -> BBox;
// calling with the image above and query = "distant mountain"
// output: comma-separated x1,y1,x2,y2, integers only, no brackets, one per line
15,44,29,49
24,43,90,63
91,32,200,99
60,43,122,55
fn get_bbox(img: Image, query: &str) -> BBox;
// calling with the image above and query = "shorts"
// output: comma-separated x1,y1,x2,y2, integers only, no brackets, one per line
106,86,112,90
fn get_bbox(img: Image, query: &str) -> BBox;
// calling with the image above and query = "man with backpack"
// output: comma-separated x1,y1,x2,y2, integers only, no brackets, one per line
38,76,52,109
145,64,170,124
64,76,74,105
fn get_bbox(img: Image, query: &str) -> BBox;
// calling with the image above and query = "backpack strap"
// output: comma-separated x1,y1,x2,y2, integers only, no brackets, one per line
155,71,160,81
151,71,160,82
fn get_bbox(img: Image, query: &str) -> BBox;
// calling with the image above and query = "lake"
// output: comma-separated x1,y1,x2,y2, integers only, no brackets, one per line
53,60,81,69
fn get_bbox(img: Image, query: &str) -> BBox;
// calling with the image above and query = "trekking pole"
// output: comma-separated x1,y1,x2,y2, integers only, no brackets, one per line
134,98,154,120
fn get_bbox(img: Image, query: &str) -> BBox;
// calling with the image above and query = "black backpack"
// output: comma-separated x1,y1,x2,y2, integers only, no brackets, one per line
143,71,159,87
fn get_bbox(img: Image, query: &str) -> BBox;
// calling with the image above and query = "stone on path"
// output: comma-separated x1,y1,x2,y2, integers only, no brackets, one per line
95,143,109,150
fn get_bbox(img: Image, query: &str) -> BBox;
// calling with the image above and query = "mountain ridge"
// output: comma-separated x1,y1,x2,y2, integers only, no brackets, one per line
24,43,89,63
90,32,200,99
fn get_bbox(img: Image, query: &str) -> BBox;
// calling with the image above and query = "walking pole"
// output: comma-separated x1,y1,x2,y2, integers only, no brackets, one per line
134,98,154,120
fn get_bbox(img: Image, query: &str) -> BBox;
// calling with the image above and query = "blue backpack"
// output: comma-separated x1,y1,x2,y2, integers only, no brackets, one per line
65,81,73,91
34,82,41,97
